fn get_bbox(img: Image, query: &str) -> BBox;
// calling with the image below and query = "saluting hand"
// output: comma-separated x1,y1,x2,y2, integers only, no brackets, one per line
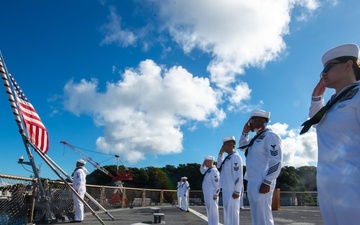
219,147,225,155
243,120,251,133
312,77,326,96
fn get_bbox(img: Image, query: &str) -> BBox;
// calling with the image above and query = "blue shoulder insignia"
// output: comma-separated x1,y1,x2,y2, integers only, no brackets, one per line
340,88,359,102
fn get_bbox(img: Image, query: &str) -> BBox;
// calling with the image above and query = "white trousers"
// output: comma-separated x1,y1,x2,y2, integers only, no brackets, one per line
247,180,275,225
203,191,219,225
181,192,189,211
222,189,240,225
72,189,86,221
318,179,360,225
177,192,182,208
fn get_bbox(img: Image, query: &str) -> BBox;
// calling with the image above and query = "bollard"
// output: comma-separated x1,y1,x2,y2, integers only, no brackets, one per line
153,213,164,223
272,188,280,210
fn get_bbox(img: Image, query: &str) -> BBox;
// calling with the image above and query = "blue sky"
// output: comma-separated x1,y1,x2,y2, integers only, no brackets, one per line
0,0,359,180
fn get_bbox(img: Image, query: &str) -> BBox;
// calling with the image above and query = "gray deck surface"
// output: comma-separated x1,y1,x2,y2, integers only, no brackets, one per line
41,205,323,225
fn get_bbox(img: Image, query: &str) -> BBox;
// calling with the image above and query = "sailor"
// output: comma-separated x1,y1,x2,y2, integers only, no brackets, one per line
217,136,243,225
239,110,282,225
71,159,88,222
301,43,360,225
180,177,190,211
177,178,183,209
200,155,220,225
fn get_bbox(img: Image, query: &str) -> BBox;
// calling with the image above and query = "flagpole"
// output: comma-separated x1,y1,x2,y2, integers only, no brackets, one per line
27,142,106,225
0,52,106,224
43,153,115,220
0,52,55,222
0,52,44,189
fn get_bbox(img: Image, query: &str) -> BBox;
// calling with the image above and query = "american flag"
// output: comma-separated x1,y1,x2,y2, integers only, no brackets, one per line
9,74,49,154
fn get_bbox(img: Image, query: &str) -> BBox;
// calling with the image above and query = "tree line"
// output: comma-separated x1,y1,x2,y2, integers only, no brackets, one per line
86,164,317,192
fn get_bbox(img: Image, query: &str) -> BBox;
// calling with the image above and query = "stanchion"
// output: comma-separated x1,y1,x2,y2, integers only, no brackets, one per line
272,188,280,210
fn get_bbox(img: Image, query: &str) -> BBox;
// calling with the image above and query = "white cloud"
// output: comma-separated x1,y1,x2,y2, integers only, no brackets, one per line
156,0,294,86
298,0,320,10
100,6,137,47
63,78,100,116
89,0,323,165
269,123,318,167
153,0,321,167
63,59,223,163
227,82,252,111
152,0,320,109
101,1,320,88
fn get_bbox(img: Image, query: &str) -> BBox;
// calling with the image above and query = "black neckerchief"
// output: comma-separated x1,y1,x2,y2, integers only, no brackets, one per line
218,152,235,172
239,128,268,157
300,84,358,135
71,167,82,177
201,167,212,184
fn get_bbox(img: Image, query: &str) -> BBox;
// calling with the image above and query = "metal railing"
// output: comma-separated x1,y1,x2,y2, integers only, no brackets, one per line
0,173,319,224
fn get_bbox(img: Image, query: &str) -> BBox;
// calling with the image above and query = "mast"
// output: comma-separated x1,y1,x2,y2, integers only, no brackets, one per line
0,52,55,222
0,52,106,224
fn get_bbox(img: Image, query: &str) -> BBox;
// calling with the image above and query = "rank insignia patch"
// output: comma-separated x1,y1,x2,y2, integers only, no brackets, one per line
234,162,239,171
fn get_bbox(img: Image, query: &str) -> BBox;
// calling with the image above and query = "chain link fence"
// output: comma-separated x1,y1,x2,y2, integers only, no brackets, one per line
0,174,179,224
0,174,35,225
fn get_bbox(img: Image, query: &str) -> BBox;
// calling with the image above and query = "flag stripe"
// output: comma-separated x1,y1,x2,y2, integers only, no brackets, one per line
9,74,49,154
18,101,42,120
17,103,46,128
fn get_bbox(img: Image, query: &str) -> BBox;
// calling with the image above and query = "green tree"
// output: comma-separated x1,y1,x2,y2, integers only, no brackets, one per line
277,166,302,191
86,165,115,185
86,163,318,192
177,163,202,190
162,165,180,189
296,166,317,191
127,167,149,188
146,167,171,189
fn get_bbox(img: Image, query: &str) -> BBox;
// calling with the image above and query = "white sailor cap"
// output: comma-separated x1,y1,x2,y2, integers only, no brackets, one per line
222,136,236,143
181,177,188,180
250,109,270,119
204,155,215,161
77,159,86,165
322,44,359,65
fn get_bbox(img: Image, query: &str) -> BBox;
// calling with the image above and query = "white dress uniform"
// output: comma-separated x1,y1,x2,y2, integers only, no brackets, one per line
217,150,243,225
200,165,220,225
72,165,88,221
239,128,282,225
180,179,190,211
177,181,183,208
310,81,360,225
